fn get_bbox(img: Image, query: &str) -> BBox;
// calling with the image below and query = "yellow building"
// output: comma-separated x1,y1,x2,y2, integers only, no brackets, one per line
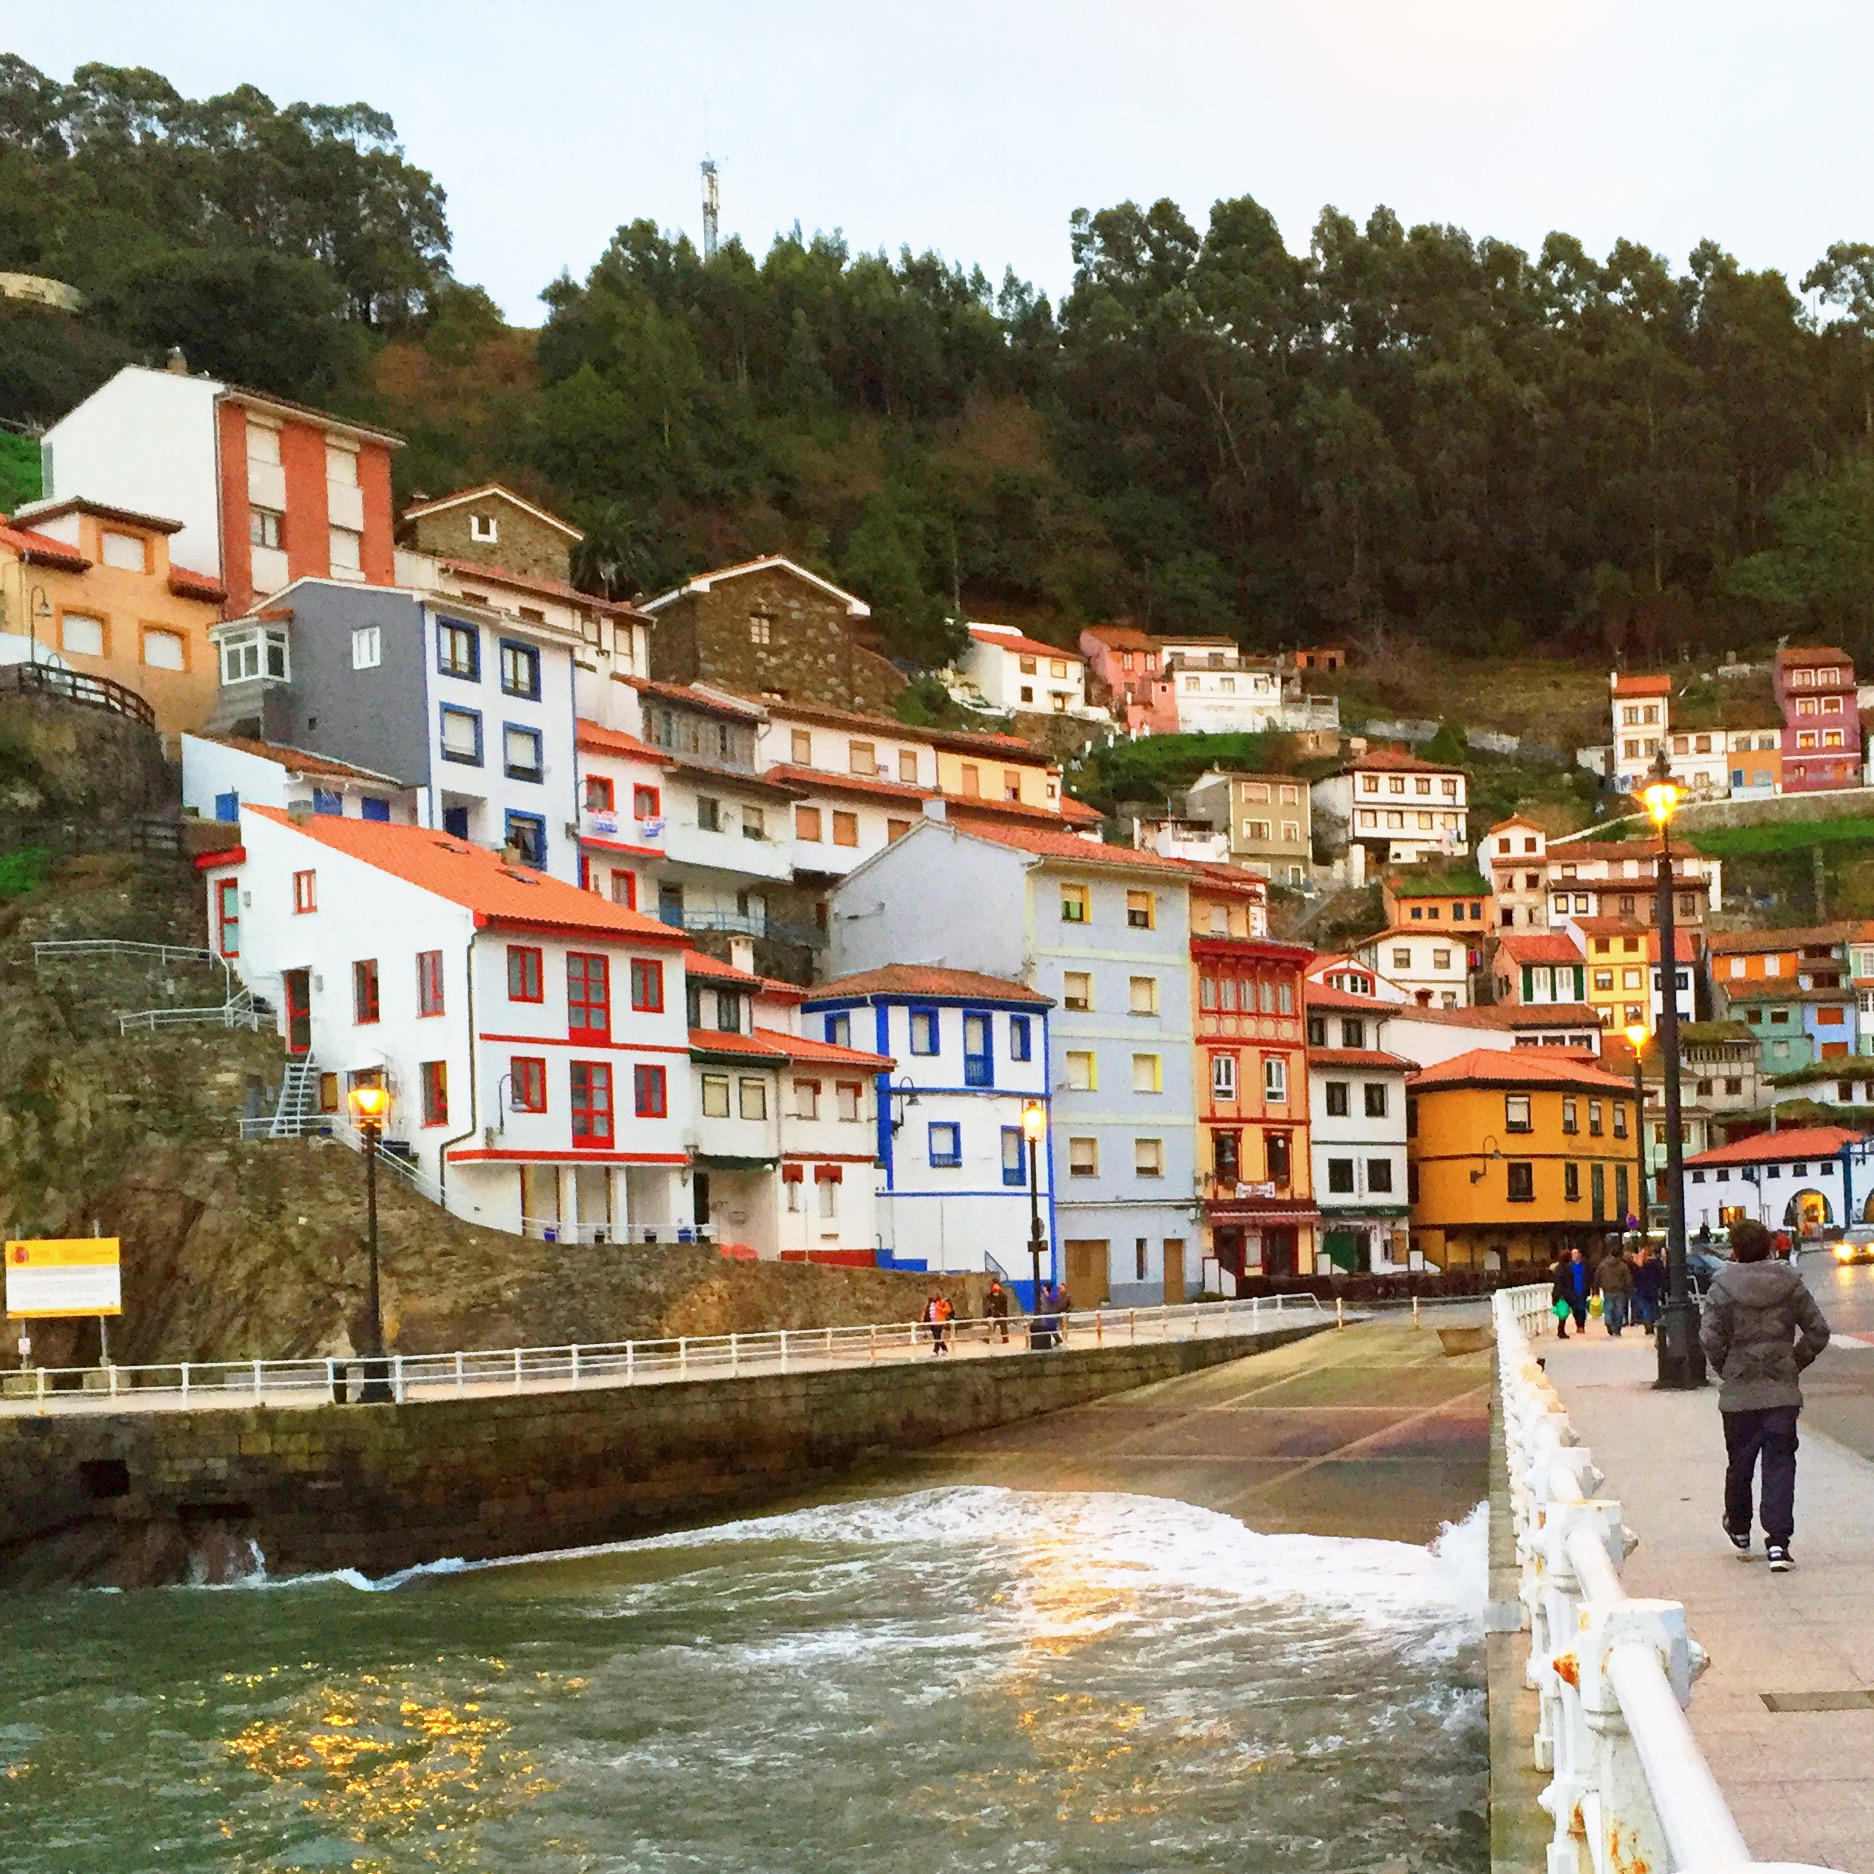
1407,1048,1640,1270
2,498,225,734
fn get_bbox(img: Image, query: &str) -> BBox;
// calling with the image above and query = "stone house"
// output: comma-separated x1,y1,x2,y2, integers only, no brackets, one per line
398,484,583,585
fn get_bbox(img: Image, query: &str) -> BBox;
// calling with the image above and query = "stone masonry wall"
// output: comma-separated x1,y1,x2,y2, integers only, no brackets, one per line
0,1322,1323,1586
405,499,575,584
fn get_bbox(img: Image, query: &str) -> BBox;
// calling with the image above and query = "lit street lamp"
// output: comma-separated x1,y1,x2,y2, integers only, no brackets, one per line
1021,1098,1050,1332
1623,1021,1650,1239
348,1081,394,1403
1641,749,1706,1389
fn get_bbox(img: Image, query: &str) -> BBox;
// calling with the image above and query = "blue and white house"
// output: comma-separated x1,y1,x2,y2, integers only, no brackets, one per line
827,814,1202,1308
803,964,1055,1285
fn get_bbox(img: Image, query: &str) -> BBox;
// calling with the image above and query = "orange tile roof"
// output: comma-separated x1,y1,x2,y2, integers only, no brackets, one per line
576,719,671,764
1685,1125,1864,1166
764,763,926,805
167,564,226,602
806,964,1053,1007
1493,932,1585,965
968,625,1082,662
1705,923,1860,954
1305,984,1404,1013
738,689,1049,760
683,949,767,988
628,676,767,720
208,736,403,784
1611,673,1672,697
440,558,644,619
688,1024,892,1070
946,790,1105,828
245,806,688,943
1341,746,1463,775
965,822,1255,886
1307,1047,1414,1070
1079,623,1158,651
1407,1047,1633,1094
0,519,88,571
402,483,583,540
1775,646,1854,670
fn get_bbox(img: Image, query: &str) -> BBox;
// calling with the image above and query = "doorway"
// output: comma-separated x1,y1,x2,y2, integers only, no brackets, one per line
1064,1240,1110,1306
520,1164,559,1236
1162,1239,1186,1304
1264,1227,1298,1277
215,879,240,958
282,969,311,1054
573,1165,612,1242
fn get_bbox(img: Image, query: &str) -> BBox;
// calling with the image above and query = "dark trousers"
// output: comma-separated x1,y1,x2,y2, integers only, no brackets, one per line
1723,1405,1801,1544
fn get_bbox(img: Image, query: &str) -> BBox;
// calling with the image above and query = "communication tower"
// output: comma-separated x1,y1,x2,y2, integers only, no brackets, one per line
701,158,720,261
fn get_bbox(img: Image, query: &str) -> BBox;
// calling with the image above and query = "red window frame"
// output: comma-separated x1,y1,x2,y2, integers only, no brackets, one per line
292,869,316,913
352,958,380,1025
633,785,660,820
634,1063,668,1118
584,775,615,812
416,949,445,1017
630,957,664,1012
420,1060,448,1126
610,869,637,909
568,952,611,1039
570,1060,613,1146
510,1056,547,1113
507,944,543,1002
215,878,240,957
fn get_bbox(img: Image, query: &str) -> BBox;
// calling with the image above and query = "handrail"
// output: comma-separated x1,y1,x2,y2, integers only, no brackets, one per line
0,1292,1331,1416
4,659,157,729
1493,1285,1827,1874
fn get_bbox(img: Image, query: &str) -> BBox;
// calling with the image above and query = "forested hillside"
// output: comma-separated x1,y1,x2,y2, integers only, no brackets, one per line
8,54,1874,669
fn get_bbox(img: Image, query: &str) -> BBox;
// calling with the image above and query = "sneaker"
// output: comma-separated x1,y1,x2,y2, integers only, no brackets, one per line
1723,1520,1751,1559
1766,1544,1793,1573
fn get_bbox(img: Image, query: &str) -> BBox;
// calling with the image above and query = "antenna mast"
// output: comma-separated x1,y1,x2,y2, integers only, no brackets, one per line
700,158,720,261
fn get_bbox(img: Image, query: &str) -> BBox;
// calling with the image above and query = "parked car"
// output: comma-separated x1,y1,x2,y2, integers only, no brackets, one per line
1826,1226,1874,1266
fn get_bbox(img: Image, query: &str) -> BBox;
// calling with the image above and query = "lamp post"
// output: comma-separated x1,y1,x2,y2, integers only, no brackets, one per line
1642,748,1706,1389
1623,1021,1651,1239
1022,1098,1049,1323
348,1082,394,1403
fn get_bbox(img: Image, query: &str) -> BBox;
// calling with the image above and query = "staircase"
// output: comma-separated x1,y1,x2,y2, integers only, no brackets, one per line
267,1058,320,1138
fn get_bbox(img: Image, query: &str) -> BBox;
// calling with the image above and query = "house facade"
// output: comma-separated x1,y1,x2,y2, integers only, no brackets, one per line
1490,930,1586,1008
1710,925,1858,1073
1313,748,1468,867
1775,646,1861,792
183,734,421,826
1356,927,1474,1009
955,623,1093,717
1680,1125,1868,1238
1185,770,1313,883
1480,816,1549,929
1542,840,1720,937
398,483,583,586
1306,997,1411,1275
1078,623,1163,726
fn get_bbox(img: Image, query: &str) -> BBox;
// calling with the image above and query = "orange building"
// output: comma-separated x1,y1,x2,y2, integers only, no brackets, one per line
2,499,225,733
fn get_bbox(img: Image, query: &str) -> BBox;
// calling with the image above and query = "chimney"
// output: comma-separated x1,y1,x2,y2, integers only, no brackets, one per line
921,797,948,823
729,936,756,976
165,346,188,375
286,800,313,825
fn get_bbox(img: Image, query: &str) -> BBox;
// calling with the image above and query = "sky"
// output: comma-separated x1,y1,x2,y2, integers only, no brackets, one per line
11,0,1874,324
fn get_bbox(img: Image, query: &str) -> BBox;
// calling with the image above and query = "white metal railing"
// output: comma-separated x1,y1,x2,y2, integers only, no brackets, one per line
118,988,261,1035
1494,1285,1827,1874
234,1110,447,1205
518,1216,716,1246
31,939,260,1035
0,1292,1330,1415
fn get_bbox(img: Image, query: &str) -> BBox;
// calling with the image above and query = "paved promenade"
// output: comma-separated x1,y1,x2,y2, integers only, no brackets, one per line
1544,1316,1874,1873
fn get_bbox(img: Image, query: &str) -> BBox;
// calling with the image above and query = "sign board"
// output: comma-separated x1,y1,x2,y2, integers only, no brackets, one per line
5,1238,122,1319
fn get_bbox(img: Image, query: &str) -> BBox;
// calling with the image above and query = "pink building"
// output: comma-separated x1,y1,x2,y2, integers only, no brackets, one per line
1774,646,1861,793
1078,624,1172,732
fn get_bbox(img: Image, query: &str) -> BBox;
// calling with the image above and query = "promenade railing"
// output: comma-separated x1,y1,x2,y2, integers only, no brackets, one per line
1494,1283,1828,1874
0,1292,1328,1415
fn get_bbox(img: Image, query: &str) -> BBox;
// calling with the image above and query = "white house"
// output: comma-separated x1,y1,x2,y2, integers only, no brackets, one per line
204,805,696,1243
1313,749,1469,866
1680,1124,1867,1238
1356,926,1472,1009
183,734,421,827
954,623,1096,717
1158,635,1288,734
1306,998,1412,1276
803,963,1056,1287
1481,815,1550,930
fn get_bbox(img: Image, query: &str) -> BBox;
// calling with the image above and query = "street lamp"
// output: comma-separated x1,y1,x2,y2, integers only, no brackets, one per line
1642,748,1705,1389
1021,1098,1049,1329
1623,1022,1650,1240
348,1081,394,1403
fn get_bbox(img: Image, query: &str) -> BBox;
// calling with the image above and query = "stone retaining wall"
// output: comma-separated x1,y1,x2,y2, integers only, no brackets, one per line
0,1322,1324,1587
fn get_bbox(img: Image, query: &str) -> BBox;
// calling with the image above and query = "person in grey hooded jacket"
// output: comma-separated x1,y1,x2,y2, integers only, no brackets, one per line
1699,1218,1831,1568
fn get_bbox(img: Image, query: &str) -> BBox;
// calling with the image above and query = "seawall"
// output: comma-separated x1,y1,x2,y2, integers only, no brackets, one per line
0,1321,1325,1587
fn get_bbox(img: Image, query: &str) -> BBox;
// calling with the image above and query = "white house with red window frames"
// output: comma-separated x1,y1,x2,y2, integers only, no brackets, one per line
199,804,696,1244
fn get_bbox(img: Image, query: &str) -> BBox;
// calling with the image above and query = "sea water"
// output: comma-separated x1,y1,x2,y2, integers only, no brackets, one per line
0,1488,1488,1872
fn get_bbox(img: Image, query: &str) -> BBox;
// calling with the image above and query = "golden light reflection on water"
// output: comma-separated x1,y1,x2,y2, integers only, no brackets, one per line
217,1659,567,1869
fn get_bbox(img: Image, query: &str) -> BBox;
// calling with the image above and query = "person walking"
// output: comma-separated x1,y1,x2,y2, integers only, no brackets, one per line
1632,1245,1664,1336
1700,1218,1830,1572
922,1292,953,1356
984,1280,1011,1344
1593,1243,1634,1337
1550,1247,1588,1338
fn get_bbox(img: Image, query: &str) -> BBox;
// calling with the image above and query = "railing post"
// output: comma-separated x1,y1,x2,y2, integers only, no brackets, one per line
730,1332,740,1374
679,1337,688,1379
180,1362,190,1400
392,1354,404,1403
868,1324,877,1365
570,1344,582,1387
1129,1308,1136,1343
454,1350,465,1394
1335,1297,1344,1329
779,1329,788,1373
34,1367,46,1407
512,1347,522,1393
626,1341,636,1385
253,1359,263,1399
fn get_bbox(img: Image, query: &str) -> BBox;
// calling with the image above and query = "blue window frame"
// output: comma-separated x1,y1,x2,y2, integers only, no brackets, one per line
500,638,541,700
1002,1126,1026,1187
437,618,480,680
503,722,544,783
1009,1015,1032,1062
963,1010,993,1087
312,788,342,816
824,1012,851,1047
360,796,391,822
439,703,482,765
213,789,239,823
504,809,547,870
928,1121,961,1168
908,1008,939,1055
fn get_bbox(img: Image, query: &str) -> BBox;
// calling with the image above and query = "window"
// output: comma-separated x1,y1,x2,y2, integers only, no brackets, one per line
1129,975,1158,1015
790,729,812,765
748,616,771,645
960,763,982,796
1328,1158,1356,1194
739,1078,768,1120
98,526,147,571
1134,1137,1164,1178
352,959,380,1024
504,810,546,869
794,1079,821,1120
964,1012,993,1087
832,811,859,848
1126,890,1155,929
584,776,615,813
500,640,541,700
696,795,721,832
1001,1126,1026,1188
795,805,823,842
1264,1056,1287,1103
416,950,445,1017
1061,883,1090,923
1507,1161,1535,1202
568,953,611,1039
1432,948,1452,971
420,1061,448,1127
928,1122,962,1167
439,704,482,764
505,1056,547,1114
329,525,362,578
1325,1080,1350,1117
744,807,767,841
1063,971,1092,1012
250,507,284,550
629,958,664,1012
312,788,341,816
632,785,661,822
909,1009,939,1054
1339,1019,1366,1050
59,610,106,657
1069,1137,1099,1177
1589,1099,1604,1137
135,625,185,671
1132,1053,1162,1093
1212,1052,1237,1100
1505,1094,1532,1132
1066,1050,1098,1091
1563,1161,1581,1202
822,1012,852,1047
437,620,480,679
1562,1097,1578,1134
848,740,876,777
634,1064,668,1118
1612,1102,1628,1140
836,1081,862,1122
1010,1016,1032,1062
468,510,498,543
1364,1082,1388,1118
507,945,543,1002
504,724,544,781
1367,1158,1393,1194
1392,948,1412,970
570,1062,614,1145
701,1073,731,1118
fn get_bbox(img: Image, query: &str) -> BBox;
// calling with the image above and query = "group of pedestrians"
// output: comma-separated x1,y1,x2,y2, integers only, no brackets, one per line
921,1279,1074,1355
1547,1241,1666,1338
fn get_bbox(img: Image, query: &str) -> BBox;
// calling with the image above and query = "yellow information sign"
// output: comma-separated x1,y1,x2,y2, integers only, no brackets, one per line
5,1238,123,1319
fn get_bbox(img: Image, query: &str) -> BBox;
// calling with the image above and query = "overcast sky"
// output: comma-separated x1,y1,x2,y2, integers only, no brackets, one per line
13,1,1874,323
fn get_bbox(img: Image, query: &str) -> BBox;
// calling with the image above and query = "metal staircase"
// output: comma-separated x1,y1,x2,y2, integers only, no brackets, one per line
267,1058,321,1138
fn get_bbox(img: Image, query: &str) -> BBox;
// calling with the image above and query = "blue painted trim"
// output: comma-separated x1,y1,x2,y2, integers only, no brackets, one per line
874,1003,893,1188
802,991,1052,1013
886,1188,1041,1200
435,615,481,682
907,1004,941,1055
1042,1011,1060,1284
438,701,483,765
497,637,543,701
500,719,545,784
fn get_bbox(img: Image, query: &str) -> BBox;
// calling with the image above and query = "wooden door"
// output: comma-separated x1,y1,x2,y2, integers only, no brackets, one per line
283,969,311,1054
1162,1238,1186,1305
1064,1240,1110,1307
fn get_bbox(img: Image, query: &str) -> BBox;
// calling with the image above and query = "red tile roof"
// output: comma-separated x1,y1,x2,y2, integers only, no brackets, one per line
1705,923,1861,954
628,676,767,720
207,736,403,784
244,806,688,943
14,497,183,534
806,964,1054,1007
1494,1003,1603,1028
1407,1047,1634,1094
760,1026,893,1069
1079,623,1159,651
402,483,583,541
738,690,1048,761
167,565,225,602
764,763,926,805
1342,747,1462,775
1775,646,1854,671
1493,932,1585,965
968,625,1082,662
945,790,1104,828
1307,1047,1414,1070
683,950,767,988
1304,985,1405,1013
0,520,88,571
576,719,670,764
1611,673,1672,697
965,823,1264,893
1685,1125,1864,1167
440,558,644,619
1570,917,1650,939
